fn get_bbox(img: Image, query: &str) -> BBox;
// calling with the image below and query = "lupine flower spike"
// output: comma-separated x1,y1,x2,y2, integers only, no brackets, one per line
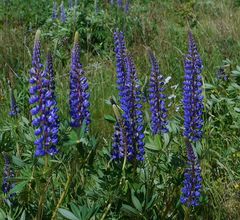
183,31,204,142
9,89,19,117
2,153,15,200
180,140,202,207
125,0,130,13
29,30,59,156
217,67,228,81
110,0,115,6
124,56,145,161
112,103,126,160
117,0,123,8
181,32,203,207
113,31,145,161
52,1,57,20
69,31,90,129
148,50,168,135
68,0,73,8
60,1,67,23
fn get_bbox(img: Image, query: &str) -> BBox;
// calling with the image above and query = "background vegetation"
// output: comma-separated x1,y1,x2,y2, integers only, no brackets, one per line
0,0,240,219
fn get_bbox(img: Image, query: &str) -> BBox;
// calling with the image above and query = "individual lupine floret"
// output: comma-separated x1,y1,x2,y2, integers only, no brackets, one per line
180,140,202,207
29,30,59,156
69,32,90,129
2,153,15,199
60,1,67,23
52,1,57,20
183,32,204,142
9,89,19,117
148,50,168,135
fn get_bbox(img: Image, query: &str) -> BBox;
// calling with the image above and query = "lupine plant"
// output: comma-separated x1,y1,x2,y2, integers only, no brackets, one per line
183,32,204,142
181,32,203,207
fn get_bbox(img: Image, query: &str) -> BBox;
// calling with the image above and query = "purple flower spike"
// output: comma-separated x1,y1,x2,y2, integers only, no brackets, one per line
2,153,15,199
117,0,123,8
180,140,202,207
68,0,73,8
29,30,59,157
60,1,67,23
148,50,168,135
113,31,145,162
183,32,204,142
124,0,130,13
9,89,19,117
52,1,57,20
69,31,90,130
110,0,114,5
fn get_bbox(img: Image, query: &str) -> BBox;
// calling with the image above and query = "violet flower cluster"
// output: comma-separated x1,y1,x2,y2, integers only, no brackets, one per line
148,50,168,135
181,32,204,207
110,0,130,13
112,31,145,161
2,153,15,200
68,0,73,8
29,30,59,156
52,1,57,20
9,89,19,117
183,32,204,142
180,140,202,207
60,1,67,23
69,32,90,129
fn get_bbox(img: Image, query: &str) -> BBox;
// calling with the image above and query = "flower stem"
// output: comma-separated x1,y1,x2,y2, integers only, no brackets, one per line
51,174,72,220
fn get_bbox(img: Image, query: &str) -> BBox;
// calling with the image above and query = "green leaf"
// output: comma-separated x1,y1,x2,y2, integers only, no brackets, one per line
163,133,170,147
131,190,142,212
58,208,79,220
104,114,116,123
0,209,6,219
20,210,26,220
21,116,29,125
9,181,28,194
121,204,139,216
203,83,215,90
12,155,25,167
145,143,161,151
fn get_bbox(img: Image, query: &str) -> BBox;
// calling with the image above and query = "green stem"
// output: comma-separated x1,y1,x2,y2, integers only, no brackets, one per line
51,174,72,220
36,155,49,220
100,202,112,220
